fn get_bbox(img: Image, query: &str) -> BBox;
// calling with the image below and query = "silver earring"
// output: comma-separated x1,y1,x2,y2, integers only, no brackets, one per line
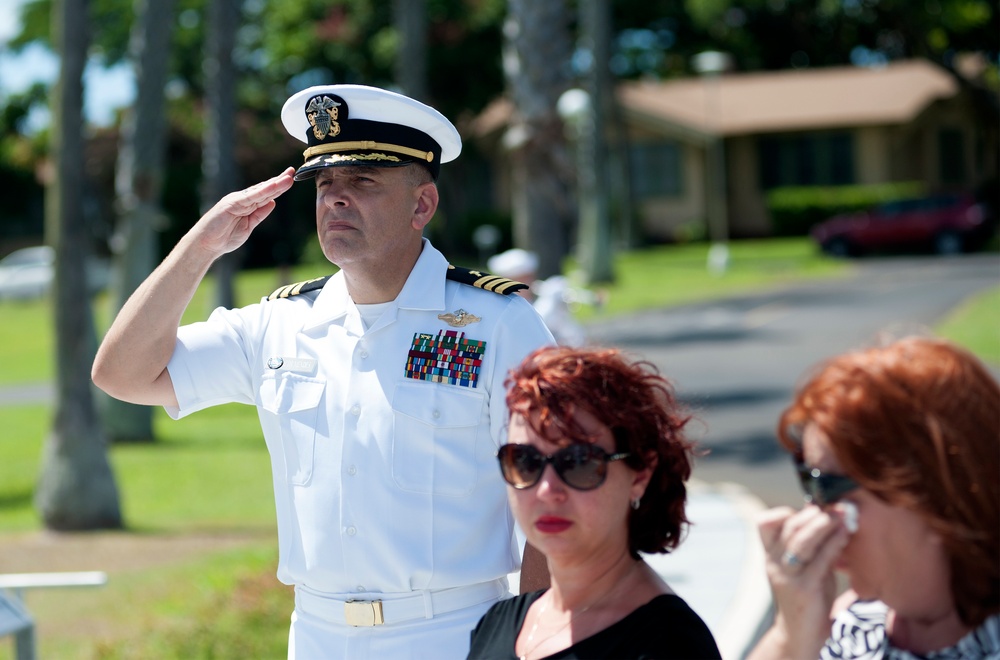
631,497,641,510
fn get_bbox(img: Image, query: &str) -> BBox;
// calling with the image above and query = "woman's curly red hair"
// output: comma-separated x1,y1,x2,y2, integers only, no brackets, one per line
778,336,1000,627
505,345,698,558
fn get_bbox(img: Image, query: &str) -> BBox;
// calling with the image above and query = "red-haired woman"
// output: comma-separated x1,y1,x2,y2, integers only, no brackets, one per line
749,337,1000,659
467,346,721,659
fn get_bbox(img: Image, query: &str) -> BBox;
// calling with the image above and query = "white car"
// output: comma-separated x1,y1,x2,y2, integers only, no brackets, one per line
0,246,111,301
0,246,54,300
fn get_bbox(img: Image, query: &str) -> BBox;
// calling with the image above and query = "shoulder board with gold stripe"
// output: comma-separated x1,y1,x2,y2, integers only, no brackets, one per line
445,264,527,295
267,275,332,301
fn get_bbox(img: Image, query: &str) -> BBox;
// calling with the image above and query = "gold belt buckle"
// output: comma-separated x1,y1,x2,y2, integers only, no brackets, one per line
344,600,385,626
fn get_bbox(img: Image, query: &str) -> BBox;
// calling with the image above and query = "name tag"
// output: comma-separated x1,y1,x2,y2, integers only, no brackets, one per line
266,357,318,373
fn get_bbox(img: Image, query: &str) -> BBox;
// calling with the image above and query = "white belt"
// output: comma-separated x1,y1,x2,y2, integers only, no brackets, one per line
295,579,509,627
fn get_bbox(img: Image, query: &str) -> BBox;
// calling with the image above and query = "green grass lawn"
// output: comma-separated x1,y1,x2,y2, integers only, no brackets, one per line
0,302,53,384
0,403,275,534
0,401,284,658
935,284,1000,366
575,237,848,321
0,238,995,657
6,542,292,659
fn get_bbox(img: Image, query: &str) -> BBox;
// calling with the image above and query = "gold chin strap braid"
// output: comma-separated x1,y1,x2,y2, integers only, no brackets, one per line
304,141,435,163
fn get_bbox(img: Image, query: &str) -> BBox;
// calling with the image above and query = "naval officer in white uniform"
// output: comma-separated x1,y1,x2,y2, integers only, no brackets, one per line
92,84,554,659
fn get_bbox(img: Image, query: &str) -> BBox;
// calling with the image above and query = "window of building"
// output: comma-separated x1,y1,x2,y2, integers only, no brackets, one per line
759,132,855,189
629,141,683,198
938,128,966,185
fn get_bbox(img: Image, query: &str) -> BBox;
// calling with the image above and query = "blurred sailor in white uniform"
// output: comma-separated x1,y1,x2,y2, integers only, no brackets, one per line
487,248,587,346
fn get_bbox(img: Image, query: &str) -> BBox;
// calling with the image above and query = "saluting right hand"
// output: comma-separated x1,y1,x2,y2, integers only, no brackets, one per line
92,167,298,408
191,167,296,258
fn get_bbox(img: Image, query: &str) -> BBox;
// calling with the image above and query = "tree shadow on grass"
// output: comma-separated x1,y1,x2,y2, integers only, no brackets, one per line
0,489,33,509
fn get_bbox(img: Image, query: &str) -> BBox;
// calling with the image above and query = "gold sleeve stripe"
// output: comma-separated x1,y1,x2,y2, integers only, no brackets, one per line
268,284,295,300
476,275,520,292
473,275,499,290
304,141,435,163
267,276,330,301
493,279,524,295
445,264,526,296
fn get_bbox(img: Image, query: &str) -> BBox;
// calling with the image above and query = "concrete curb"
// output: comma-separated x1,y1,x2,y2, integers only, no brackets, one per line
707,481,773,660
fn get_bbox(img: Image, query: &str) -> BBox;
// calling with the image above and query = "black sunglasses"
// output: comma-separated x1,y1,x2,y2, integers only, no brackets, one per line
794,459,859,506
497,443,631,491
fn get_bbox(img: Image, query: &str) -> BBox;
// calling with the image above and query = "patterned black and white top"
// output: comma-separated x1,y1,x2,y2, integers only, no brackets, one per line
821,600,1000,660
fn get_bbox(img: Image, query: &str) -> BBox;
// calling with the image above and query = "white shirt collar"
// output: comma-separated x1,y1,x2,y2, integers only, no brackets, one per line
302,239,448,331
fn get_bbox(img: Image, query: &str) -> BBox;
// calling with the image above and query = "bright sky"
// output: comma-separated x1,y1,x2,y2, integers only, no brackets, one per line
0,0,136,129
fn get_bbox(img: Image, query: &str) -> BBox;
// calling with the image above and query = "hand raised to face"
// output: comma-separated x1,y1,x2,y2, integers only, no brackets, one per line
191,167,296,258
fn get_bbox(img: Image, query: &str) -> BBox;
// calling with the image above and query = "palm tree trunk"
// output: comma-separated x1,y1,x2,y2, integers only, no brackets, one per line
37,0,122,531
102,0,176,442
574,0,614,283
393,0,428,102
503,0,575,279
203,0,242,310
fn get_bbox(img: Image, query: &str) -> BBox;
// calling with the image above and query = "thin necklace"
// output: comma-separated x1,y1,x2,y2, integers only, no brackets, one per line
517,560,640,660
518,598,592,660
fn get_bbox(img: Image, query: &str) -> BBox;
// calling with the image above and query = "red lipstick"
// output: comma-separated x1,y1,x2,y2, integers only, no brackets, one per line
535,516,572,534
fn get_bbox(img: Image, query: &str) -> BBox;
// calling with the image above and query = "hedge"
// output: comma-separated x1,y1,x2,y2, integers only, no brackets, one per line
767,181,925,236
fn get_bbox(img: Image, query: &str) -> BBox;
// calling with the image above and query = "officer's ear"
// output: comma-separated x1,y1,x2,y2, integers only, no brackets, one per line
410,181,438,232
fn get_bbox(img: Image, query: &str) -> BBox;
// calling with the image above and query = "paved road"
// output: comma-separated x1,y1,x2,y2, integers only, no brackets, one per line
586,253,1000,508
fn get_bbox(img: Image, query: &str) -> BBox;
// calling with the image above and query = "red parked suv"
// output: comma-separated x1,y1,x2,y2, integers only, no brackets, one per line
811,194,996,257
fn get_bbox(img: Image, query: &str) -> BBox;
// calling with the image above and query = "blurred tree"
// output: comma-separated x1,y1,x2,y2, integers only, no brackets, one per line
393,0,428,101
502,0,574,279
574,0,615,284
674,0,998,73
202,0,243,309
9,0,995,110
36,0,123,530
0,84,48,244
250,0,507,119
102,0,177,443
12,0,202,87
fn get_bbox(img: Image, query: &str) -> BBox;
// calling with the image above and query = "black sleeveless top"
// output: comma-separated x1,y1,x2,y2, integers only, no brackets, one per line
467,590,722,659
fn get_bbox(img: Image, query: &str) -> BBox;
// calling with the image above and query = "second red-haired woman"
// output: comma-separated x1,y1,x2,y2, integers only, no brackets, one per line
749,336,1000,659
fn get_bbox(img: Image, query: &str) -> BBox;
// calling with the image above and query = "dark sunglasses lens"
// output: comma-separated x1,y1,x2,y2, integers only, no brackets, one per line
553,444,606,490
797,464,857,505
499,445,544,488
796,463,814,500
498,444,610,491
815,474,858,505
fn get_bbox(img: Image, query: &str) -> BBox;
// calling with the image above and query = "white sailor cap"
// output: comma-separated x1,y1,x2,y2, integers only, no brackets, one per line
487,248,539,278
281,84,462,181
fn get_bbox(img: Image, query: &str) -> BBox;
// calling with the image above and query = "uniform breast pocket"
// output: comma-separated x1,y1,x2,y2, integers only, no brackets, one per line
259,374,326,486
391,383,486,497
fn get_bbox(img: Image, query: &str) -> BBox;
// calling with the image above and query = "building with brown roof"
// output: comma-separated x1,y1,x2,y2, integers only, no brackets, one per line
472,59,997,241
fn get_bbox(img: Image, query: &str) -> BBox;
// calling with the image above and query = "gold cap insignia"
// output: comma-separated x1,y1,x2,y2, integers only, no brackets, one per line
306,95,341,140
437,309,482,327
